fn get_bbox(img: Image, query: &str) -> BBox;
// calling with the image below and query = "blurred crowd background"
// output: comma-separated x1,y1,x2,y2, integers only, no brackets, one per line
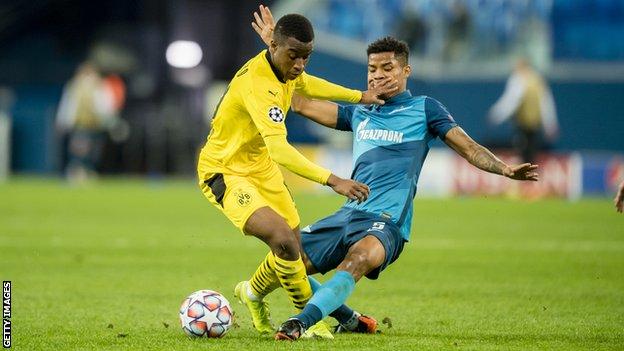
0,0,622,198
310,0,624,64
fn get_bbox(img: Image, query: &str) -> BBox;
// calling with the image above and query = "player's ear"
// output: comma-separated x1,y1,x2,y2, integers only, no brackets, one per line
269,39,278,54
403,64,412,77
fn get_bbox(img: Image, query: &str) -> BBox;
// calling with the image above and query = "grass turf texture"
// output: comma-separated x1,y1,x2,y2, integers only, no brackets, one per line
1,178,623,350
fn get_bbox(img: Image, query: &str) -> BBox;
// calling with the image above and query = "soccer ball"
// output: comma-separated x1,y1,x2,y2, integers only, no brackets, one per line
179,289,233,338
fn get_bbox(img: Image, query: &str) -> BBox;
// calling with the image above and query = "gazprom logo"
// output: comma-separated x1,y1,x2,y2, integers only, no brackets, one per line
356,117,403,143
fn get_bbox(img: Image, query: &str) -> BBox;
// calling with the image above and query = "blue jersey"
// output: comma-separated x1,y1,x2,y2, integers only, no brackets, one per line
335,90,457,241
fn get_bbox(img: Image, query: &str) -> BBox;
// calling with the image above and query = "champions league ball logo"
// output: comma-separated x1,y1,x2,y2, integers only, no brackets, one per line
268,106,284,123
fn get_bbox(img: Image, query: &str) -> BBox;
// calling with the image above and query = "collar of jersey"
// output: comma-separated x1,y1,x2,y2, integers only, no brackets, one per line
263,50,286,83
383,90,412,105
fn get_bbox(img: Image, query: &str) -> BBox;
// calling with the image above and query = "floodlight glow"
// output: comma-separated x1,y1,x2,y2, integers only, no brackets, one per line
166,40,203,68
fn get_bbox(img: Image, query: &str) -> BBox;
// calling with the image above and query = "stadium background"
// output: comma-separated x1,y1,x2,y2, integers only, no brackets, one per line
1,0,623,350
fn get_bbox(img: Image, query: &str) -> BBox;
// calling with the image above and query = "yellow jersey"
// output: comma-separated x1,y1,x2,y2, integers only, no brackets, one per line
198,50,361,184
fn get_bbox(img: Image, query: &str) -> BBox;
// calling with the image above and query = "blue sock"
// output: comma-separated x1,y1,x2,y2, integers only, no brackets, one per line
308,275,322,292
308,275,356,325
293,271,356,328
329,304,356,325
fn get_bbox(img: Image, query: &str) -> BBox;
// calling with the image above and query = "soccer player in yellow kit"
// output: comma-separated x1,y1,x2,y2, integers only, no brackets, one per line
197,10,396,336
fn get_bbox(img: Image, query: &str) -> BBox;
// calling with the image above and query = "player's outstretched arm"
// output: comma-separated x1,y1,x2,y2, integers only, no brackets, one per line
443,126,539,181
297,72,397,105
291,94,339,128
614,180,624,213
263,135,369,203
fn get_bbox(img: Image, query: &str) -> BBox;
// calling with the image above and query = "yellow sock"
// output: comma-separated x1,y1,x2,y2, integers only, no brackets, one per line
273,254,312,310
248,251,281,298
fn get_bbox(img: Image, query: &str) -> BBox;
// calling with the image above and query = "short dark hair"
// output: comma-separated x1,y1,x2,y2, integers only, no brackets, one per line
274,14,314,43
367,36,410,65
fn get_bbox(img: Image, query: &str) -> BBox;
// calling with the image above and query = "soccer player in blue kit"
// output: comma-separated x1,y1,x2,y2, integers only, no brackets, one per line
249,6,539,341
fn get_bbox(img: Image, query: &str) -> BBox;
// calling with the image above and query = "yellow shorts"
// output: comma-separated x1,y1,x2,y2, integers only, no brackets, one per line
199,166,300,232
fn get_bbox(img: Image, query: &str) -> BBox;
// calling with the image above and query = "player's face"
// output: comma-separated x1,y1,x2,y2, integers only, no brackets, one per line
270,37,313,81
367,52,411,99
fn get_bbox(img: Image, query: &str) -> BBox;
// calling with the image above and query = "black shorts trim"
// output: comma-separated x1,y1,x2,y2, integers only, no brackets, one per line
204,173,226,206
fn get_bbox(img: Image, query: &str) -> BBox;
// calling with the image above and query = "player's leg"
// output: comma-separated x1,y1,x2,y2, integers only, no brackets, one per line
243,208,312,310
233,250,280,334
307,275,376,334
518,127,538,164
272,209,350,340
200,174,275,334
243,167,315,313
234,207,307,335
329,221,406,333
242,227,318,302
300,235,385,320
238,230,336,339
276,235,385,340
200,171,310,334
241,225,316,309
240,251,280,300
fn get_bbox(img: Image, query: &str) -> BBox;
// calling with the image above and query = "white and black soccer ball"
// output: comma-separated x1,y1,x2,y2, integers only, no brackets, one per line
268,106,284,122
179,290,233,338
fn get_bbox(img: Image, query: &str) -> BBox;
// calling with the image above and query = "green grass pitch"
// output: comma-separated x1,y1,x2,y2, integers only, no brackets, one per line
1,178,623,350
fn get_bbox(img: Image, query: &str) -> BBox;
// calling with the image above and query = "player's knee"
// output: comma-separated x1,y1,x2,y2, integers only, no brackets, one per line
338,251,371,280
350,251,373,268
268,228,299,261
340,246,384,280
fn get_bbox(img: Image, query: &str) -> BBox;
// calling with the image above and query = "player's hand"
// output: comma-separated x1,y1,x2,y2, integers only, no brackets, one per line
614,180,624,213
360,77,399,105
503,163,539,181
327,174,370,203
252,4,274,47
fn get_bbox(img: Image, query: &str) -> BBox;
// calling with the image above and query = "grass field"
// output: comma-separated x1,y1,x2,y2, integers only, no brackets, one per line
1,178,623,350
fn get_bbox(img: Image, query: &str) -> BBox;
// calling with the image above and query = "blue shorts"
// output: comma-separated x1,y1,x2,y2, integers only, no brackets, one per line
301,207,405,280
